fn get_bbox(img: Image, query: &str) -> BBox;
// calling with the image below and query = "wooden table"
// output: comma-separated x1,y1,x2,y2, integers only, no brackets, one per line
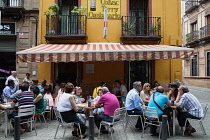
77,103,96,140
171,106,177,136
0,104,13,137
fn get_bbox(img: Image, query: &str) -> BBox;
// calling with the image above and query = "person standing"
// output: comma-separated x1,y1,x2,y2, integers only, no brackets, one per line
175,86,204,135
23,73,32,84
5,71,19,92
125,81,144,129
94,87,120,133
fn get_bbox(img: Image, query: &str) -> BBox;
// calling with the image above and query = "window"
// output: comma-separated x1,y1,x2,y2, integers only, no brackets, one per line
192,55,198,76
207,53,210,76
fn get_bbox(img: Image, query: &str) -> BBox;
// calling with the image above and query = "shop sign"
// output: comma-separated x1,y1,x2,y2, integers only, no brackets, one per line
0,22,16,35
88,0,121,19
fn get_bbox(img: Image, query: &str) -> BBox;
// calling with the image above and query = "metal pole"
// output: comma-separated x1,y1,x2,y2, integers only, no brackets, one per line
89,110,94,140
161,115,168,140
14,116,20,140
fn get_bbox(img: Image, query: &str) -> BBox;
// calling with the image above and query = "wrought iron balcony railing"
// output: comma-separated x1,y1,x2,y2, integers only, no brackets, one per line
46,14,87,35
200,24,210,39
121,16,161,36
0,0,24,7
186,30,199,43
185,0,199,13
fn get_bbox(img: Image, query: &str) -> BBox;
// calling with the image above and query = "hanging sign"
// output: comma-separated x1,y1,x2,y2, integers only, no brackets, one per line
88,0,121,19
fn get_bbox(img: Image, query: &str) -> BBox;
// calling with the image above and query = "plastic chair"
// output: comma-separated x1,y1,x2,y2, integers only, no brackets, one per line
10,105,37,136
98,107,127,140
44,98,52,122
141,106,170,139
182,104,209,136
125,114,144,131
53,108,82,140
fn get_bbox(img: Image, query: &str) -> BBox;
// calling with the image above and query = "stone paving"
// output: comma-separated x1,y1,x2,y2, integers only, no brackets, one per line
0,86,209,140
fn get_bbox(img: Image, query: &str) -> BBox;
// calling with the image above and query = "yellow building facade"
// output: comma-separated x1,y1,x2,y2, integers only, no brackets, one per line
37,0,182,91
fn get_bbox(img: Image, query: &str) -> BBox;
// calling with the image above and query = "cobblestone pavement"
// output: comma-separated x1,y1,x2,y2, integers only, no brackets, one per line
0,86,209,140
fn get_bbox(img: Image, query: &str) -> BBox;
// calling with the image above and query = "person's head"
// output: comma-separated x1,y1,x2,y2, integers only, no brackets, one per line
75,86,82,95
7,80,14,86
99,82,106,87
11,71,17,77
44,85,52,94
169,83,178,91
153,80,160,87
26,73,30,78
174,79,180,87
20,81,29,91
60,83,66,92
133,81,142,92
30,85,40,96
143,83,151,92
156,86,164,93
101,87,109,94
64,82,75,93
114,80,121,88
97,89,103,96
41,80,47,87
178,86,189,94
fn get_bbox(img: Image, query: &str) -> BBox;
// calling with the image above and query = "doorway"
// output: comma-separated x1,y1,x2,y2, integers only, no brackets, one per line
129,60,152,89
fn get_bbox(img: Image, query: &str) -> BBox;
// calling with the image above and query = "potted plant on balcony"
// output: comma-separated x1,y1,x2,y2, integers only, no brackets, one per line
122,21,135,36
71,6,87,34
149,25,158,36
44,3,60,35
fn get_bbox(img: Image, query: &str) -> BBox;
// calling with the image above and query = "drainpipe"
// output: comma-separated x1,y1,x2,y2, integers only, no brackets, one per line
24,15,38,46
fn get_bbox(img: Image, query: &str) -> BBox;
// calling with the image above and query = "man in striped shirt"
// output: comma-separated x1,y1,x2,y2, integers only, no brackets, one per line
9,82,34,130
175,86,204,135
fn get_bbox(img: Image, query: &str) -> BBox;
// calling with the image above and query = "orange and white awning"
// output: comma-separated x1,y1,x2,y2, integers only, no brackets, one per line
16,44,194,63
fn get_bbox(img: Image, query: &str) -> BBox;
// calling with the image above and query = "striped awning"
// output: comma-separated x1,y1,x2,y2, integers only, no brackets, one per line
16,44,194,63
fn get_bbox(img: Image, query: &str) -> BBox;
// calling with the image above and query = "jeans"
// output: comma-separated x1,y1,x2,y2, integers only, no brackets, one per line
177,111,200,127
127,109,144,129
95,114,116,131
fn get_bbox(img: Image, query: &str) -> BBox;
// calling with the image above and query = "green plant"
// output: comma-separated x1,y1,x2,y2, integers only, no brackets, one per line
122,21,135,35
71,6,87,15
186,36,190,43
149,25,158,35
44,3,60,34
193,37,199,40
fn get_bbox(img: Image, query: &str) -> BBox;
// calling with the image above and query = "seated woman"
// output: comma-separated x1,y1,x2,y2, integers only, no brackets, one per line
167,83,178,101
30,85,45,117
140,83,152,106
43,85,54,120
57,83,86,139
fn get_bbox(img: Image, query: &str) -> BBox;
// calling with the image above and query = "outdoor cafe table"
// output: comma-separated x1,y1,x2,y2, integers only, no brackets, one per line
171,105,177,136
77,103,96,140
0,103,13,137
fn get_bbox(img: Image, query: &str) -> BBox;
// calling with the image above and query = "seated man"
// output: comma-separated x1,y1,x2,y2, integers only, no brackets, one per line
125,81,144,129
94,87,120,133
175,86,204,135
9,82,34,131
3,80,15,101
148,86,171,136
112,80,128,102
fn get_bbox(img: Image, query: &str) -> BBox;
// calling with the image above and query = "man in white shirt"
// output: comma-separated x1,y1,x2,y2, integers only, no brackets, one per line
5,71,19,92
112,80,128,102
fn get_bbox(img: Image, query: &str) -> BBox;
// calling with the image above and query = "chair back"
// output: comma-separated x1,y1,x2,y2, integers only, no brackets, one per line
18,105,35,117
201,104,209,121
112,107,127,123
44,98,50,110
143,106,159,121
53,107,64,124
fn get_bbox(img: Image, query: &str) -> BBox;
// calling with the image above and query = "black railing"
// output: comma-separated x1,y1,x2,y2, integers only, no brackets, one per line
121,16,161,36
200,24,210,39
185,0,199,12
186,30,199,43
46,14,87,35
0,0,24,7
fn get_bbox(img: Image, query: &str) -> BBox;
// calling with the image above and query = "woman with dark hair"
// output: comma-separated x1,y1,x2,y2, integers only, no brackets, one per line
167,83,179,100
30,85,45,117
57,82,86,139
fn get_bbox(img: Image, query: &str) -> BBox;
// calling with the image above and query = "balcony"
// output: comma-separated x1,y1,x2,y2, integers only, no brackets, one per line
120,16,162,45
185,0,199,14
200,24,210,42
185,30,200,47
0,0,25,17
45,14,87,44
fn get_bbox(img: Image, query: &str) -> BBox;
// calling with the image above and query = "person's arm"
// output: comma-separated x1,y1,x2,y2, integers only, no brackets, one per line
34,94,42,103
133,94,142,110
175,93,185,108
10,102,16,108
69,96,79,112
95,96,104,108
174,92,182,104
167,90,172,99
140,91,148,103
